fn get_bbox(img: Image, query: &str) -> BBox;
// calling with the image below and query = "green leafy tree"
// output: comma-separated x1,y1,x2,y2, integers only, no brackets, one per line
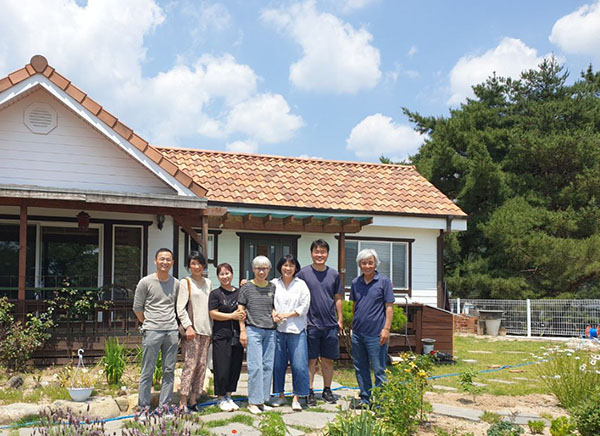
388,58,600,299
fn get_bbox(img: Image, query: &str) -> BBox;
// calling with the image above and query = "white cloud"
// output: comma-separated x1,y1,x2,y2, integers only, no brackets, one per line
262,0,381,94
226,140,258,153
408,45,418,57
0,0,303,150
346,114,425,162
227,94,304,144
448,37,545,105
550,1,600,57
340,0,378,12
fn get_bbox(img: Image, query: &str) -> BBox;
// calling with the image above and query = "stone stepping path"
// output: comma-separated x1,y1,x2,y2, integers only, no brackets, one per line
467,350,492,354
487,378,516,385
432,385,458,391
432,402,548,425
462,359,478,363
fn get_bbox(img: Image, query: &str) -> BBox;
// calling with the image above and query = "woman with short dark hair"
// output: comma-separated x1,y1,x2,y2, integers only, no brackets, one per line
208,263,246,412
176,251,212,412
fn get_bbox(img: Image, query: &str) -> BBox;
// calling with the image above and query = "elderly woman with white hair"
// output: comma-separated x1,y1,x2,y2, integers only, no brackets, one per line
238,255,278,415
349,248,395,409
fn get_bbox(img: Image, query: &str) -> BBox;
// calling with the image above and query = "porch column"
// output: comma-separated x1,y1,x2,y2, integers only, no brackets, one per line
18,205,27,318
437,229,444,309
201,210,209,261
338,232,346,289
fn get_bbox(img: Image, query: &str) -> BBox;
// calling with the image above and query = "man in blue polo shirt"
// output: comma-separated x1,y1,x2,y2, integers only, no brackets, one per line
350,248,394,408
297,239,344,405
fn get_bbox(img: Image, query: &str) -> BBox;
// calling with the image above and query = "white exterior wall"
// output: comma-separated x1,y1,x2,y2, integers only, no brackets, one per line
204,225,438,306
0,89,175,195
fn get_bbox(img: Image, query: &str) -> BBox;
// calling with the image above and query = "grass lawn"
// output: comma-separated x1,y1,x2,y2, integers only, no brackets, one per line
334,334,553,396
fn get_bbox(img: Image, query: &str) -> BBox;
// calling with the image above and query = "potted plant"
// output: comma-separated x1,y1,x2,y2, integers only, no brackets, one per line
66,349,98,402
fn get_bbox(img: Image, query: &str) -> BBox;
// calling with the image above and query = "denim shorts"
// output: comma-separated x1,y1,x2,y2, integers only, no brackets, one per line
307,326,340,360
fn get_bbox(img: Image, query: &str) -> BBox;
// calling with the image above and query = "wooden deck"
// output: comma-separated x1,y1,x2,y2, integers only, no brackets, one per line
11,300,454,365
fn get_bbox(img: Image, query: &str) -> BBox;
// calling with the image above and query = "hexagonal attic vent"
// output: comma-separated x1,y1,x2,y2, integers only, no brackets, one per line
24,102,57,134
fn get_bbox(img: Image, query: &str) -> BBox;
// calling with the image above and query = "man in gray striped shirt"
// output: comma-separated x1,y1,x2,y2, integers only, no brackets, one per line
133,247,180,411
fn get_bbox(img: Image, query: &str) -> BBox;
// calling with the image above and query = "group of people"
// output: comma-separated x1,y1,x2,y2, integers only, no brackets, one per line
132,238,395,416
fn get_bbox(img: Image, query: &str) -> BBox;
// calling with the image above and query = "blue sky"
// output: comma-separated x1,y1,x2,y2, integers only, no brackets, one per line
1,0,598,162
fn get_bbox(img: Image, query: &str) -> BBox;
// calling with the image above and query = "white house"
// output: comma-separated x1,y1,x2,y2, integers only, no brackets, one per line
0,55,467,317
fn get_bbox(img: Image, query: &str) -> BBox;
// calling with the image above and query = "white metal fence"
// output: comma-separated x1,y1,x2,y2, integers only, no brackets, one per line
450,299,600,337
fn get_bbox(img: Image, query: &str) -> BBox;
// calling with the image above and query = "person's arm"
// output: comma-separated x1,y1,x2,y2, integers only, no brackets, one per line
380,303,394,345
176,279,196,340
334,293,344,331
132,279,147,325
238,304,248,347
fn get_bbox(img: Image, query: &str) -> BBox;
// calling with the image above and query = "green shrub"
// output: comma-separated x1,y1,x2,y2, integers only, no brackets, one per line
459,368,483,403
258,412,287,436
527,420,545,434
370,355,430,436
535,346,600,409
342,301,407,333
434,428,475,436
486,421,524,436
549,416,577,436
101,337,126,385
481,411,502,424
0,297,54,371
325,410,386,436
572,394,600,436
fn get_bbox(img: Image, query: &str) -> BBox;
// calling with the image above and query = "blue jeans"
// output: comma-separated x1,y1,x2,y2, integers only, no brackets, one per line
351,331,388,404
246,326,276,405
272,329,309,397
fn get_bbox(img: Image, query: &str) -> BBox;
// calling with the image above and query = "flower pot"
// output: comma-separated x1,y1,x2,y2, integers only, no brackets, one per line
421,338,436,354
68,387,93,402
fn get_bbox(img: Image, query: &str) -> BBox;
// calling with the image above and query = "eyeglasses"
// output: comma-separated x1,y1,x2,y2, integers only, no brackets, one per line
253,267,270,271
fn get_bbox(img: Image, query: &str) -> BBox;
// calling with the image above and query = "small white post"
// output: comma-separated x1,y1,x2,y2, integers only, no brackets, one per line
526,299,531,337
457,297,461,314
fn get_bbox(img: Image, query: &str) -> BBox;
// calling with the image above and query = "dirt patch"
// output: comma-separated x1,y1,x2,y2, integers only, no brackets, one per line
416,392,569,436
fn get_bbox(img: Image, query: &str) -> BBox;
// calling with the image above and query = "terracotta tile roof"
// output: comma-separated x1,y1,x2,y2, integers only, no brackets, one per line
0,55,207,197
159,147,467,217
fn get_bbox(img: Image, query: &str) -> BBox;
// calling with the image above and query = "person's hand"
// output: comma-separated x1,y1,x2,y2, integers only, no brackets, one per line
231,308,246,321
273,313,282,323
239,279,248,287
338,319,344,332
185,326,196,341
240,331,248,348
379,327,390,345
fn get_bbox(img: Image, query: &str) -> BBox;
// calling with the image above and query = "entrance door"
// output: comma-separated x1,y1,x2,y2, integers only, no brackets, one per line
239,233,300,281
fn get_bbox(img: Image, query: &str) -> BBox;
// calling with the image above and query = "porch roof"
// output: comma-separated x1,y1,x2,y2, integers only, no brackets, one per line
0,184,207,215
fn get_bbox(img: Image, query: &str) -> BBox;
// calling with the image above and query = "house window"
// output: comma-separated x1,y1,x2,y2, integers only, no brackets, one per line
189,231,217,265
344,239,410,291
112,225,143,298
0,224,36,293
40,226,100,289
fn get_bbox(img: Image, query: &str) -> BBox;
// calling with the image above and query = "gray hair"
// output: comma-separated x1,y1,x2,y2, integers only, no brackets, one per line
252,255,272,269
356,248,380,267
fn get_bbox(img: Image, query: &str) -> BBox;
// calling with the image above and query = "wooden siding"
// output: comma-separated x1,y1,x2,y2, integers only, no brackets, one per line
0,89,175,195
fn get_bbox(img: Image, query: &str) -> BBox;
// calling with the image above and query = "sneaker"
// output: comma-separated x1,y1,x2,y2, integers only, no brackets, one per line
248,404,262,415
226,396,240,410
292,398,302,411
322,388,336,404
349,398,369,410
136,408,150,422
268,396,287,407
187,403,200,413
307,389,317,406
261,404,273,411
218,397,234,412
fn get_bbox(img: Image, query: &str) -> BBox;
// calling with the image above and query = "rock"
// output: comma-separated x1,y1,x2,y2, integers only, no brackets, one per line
50,397,121,419
6,375,23,389
0,402,42,425
127,394,139,413
114,396,130,412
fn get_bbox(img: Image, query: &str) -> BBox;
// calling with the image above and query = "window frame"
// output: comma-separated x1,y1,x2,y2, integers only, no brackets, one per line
343,236,413,295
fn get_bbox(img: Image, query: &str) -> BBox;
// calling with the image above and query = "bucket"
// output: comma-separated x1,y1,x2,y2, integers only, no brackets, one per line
421,338,436,354
485,319,502,336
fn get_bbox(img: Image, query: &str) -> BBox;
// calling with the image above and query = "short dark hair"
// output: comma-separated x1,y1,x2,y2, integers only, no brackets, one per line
276,254,301,275
310,239,329,252
216,262,233,275
187,250,207,269
155,248,174,259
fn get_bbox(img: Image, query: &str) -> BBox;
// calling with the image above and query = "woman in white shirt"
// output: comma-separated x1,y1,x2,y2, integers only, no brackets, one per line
176,251,212,412
270,254,311,411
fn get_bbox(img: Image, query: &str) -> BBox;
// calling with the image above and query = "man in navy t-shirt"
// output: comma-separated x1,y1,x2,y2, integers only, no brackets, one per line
296,239,344,405
349,248,395,408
